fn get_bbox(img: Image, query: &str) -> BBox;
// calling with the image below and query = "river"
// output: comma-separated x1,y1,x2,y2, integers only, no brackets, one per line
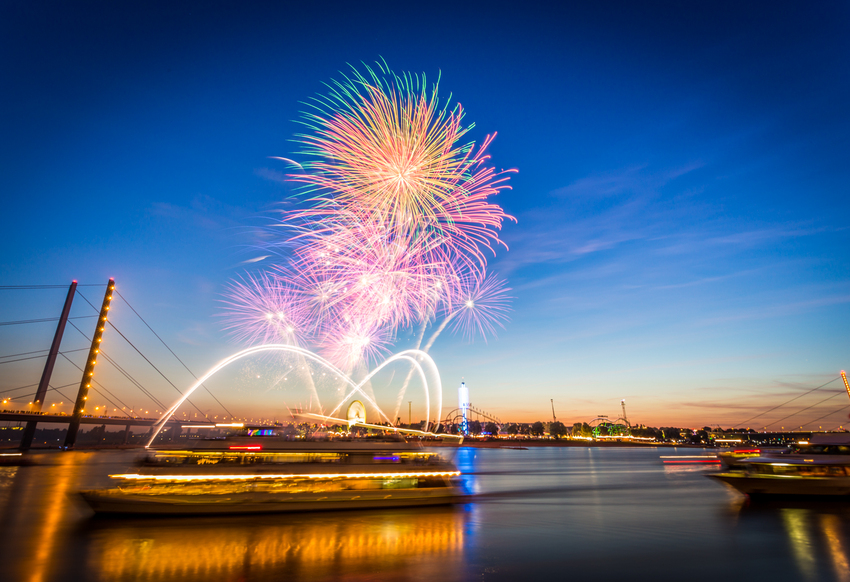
1,446,848,581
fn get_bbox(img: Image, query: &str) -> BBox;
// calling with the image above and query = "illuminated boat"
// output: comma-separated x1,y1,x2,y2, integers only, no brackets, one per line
717,448,762,470
709,434,850,497
80,437,463,515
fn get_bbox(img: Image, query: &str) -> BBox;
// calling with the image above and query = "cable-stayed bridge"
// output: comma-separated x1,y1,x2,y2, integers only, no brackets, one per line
0,279,246,450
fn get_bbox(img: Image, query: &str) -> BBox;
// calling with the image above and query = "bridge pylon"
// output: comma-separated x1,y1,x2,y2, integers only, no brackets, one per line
19,281,77,450
64,278,114,449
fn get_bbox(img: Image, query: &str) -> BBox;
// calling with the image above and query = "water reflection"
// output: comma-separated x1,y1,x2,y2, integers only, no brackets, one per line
781,508,817,581
823,514,850,582
0,453,82,582
735,500,850,582
8,448,850,581
84,507,466,581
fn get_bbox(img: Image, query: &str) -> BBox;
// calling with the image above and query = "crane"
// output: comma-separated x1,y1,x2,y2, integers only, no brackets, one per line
842,371,849,401
551,399,556,423
620,399,630,428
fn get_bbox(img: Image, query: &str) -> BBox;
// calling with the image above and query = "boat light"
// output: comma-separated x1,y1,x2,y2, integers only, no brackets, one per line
662,460,721,464
229,445,262,451
110,470,461,482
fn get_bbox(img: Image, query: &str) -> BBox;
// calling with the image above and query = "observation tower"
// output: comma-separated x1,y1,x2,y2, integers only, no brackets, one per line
458,381,470,434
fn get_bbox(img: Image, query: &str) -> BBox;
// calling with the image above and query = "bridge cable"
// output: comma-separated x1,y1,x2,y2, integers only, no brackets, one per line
0,383,38,396
65,320,166,411
0,348,88,366
103,321,209,418
57,351,133,416
74,292,210,419
0,315,96,327
0,284,103,290
98,352,166,409
763,390,845,429
0,383,77,403
47,383,75,402
0,348,50,360
737,377,840,426
114,290,235,418
805,405,850,430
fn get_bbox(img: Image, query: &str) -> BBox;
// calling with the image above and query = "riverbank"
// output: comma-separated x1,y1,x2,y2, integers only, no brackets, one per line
434,439,705,448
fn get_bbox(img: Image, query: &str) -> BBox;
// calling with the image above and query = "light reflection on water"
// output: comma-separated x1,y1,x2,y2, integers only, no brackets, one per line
86,507,465,581
3,447,850,580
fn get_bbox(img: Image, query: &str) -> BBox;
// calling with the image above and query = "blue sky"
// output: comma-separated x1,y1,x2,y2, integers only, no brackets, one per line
1,1,848,428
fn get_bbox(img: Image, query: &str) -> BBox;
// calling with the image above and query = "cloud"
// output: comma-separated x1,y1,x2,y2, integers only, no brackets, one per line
147,194,253,235
499,163,708,274
698,293,850,326
550,162,704,199
255,167,289,184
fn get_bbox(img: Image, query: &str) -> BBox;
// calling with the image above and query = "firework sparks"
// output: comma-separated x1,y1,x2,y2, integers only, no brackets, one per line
447,273,512,342
219,273,309,346
222,62,515,368
292,61,516,272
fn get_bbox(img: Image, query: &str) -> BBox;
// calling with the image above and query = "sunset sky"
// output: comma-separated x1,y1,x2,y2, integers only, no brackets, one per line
1,1,849,429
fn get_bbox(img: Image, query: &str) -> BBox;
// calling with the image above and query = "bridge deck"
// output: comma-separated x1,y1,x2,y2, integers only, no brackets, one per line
0,412,178,427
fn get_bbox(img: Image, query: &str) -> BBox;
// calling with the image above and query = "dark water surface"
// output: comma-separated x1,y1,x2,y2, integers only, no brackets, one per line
1,446,849,582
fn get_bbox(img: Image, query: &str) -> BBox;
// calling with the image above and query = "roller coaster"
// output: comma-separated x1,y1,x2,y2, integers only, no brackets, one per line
587,400,631,438
443,405,501,435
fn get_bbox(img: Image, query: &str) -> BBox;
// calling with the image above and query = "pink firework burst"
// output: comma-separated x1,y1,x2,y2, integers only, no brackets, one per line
219,272,309,346
447,273,512,342
292,217,452,329
317,316,392,370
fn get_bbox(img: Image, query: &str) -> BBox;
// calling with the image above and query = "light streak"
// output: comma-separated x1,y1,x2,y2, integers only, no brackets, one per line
146,345,443,447
268,156,304,170
662,460,721,464
295,411,463,441
112,470,461,482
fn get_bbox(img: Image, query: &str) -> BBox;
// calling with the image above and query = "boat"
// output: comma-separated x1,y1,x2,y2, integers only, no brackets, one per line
0,451,35,466
80,435,463,515
709,433,850,497
716,448,763,470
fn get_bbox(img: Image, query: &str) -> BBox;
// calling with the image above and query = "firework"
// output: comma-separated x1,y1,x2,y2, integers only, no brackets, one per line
317,317,392,370
219,273,309,346
222,62,515,368
447,273,512,342
292,62,515,273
